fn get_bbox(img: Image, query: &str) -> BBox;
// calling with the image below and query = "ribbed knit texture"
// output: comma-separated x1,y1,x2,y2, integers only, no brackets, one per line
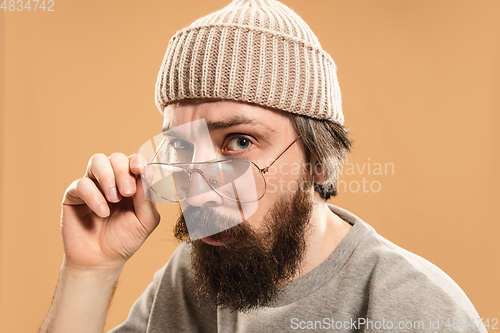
155,0,344,124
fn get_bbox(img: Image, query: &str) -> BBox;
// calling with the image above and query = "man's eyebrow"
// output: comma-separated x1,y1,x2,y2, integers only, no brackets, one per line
205,116,276,133
161,116,277,134
162,128,183,139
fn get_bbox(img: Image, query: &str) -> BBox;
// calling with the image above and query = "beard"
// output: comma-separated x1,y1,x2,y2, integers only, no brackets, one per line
173,171,314,312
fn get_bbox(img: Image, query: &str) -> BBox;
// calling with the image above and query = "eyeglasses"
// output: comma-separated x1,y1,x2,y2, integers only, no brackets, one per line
141,134,302,203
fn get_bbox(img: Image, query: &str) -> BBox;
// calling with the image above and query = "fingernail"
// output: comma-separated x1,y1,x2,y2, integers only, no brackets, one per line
99,203,110,217
122,180,134,195
109,186,120,202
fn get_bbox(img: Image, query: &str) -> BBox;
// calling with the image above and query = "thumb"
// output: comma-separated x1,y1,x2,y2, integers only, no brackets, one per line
133,175,161,234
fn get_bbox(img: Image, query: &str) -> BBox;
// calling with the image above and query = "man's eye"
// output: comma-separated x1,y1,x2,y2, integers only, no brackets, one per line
169,140,192,150
226,137,253,151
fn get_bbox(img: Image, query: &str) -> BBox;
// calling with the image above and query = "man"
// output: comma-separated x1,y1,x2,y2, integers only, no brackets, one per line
39,0,485,332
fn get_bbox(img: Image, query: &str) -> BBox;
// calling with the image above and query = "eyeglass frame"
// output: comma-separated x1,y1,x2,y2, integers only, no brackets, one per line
143,133,303,203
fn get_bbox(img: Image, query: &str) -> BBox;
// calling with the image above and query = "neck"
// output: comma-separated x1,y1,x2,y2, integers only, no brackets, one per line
293,195,352,280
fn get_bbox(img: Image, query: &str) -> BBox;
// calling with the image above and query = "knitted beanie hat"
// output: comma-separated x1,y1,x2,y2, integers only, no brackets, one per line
155,0,344,124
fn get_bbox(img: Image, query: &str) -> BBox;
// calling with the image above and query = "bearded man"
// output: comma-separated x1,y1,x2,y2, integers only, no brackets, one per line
39,0,484,332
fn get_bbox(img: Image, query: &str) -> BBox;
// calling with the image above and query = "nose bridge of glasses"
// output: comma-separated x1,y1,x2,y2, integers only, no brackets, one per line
184,167,225,207
186,164,225,189
186,167,204,180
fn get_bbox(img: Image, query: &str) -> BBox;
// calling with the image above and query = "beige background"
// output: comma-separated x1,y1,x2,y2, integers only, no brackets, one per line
1,0,499,331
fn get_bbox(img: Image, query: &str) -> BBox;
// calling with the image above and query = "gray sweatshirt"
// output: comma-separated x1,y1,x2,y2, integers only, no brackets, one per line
109,205,485,332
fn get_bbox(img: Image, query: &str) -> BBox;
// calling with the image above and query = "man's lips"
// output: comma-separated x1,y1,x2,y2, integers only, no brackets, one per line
200,230,234,246
201,236,225,246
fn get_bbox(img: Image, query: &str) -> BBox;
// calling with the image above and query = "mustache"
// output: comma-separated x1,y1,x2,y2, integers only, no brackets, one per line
174,206,253,244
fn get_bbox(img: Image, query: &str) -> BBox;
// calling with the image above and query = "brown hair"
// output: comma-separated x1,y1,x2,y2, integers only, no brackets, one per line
289,114,354,199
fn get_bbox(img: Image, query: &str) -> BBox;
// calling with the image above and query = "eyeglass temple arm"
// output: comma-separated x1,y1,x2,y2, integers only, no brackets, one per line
149,138,168,164
261,134,303,174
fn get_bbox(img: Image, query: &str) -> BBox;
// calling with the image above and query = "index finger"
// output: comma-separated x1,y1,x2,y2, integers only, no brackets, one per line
129,153,149,176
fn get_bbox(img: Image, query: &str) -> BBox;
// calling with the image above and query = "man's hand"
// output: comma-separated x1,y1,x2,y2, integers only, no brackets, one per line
39,153,160,333
61,152,160,272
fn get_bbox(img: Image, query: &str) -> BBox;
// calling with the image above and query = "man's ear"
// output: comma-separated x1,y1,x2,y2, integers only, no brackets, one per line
310,156,324,185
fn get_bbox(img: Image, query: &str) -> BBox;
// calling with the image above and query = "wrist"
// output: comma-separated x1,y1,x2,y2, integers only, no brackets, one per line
61,259,124,282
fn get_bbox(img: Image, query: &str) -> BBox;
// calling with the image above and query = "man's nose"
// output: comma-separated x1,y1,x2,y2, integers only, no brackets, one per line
185,170,223,208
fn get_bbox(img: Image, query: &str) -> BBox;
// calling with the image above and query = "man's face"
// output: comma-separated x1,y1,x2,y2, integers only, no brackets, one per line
165,100,315,311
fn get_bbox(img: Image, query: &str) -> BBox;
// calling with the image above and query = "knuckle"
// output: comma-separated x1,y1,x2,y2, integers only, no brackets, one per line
130,154,148,173
63,179,79,197
135,154,149,166
71,178,85,197
75,177,90,190
87,153,108,171
89,153,107,164
110,153,132,177
68,178,79,189
109,152,127,163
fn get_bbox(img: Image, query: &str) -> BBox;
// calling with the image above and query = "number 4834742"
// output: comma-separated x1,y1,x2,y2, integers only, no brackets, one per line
1,0,55,11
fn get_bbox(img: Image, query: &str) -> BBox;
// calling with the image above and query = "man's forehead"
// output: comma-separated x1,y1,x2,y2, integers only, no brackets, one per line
161,100,280,134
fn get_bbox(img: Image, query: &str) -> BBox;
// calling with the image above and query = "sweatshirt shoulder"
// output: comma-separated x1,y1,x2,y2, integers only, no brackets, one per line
351,227,480,320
